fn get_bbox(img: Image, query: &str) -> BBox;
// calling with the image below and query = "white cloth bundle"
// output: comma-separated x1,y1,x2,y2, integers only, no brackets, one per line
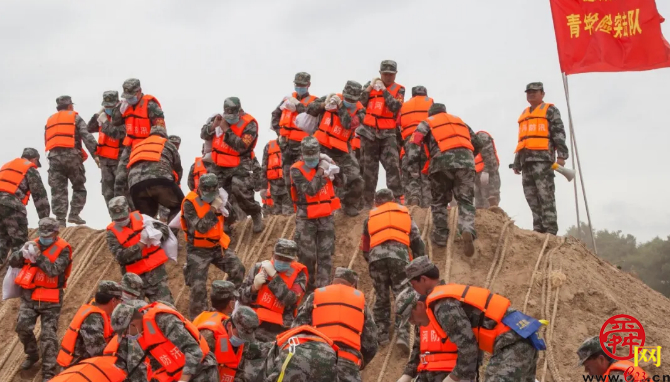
295,113,319,135
141,214,178,262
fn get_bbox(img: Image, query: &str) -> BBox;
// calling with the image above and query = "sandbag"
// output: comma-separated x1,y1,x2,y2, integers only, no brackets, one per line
3,267,21,300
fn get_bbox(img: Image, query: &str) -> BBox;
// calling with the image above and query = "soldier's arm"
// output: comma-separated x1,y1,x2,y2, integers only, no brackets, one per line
168,143,183,182
467,124,483,157
200,118,215,140
80,313,108,358
87,114,99,134
290,167,327,197
267,269,305,308
200,328,216,352
513,151,522,172
239,264,261,304
479,134,499,172
114,150,130,196
360,306,379,367
157,314,202,377
152,222,171,243
147,100,166,130
100,118,127,141
360,218,371,261
111,104,125,127
307,95,327,117
403,325,421,377
409,220,426,258
76,115,99,156
222,120,258,154
8,247,25,268
406,122,430,175
359,83,371,107
336,105,353,130
547,106,569,160
36,244,71,277
260,143,270,187
183,199,219,234
434,298,479,380
106,230,143,265
383,85,405,113
270,101,284,134
291,293,314,327
25,168,50,219
187,163,196,191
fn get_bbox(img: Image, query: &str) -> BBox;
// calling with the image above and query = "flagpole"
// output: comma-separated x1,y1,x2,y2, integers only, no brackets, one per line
561,73,598,254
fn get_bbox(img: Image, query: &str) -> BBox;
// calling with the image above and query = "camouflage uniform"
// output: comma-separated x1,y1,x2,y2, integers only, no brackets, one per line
239,239,307,342
111,302,219,382
360,189,425,346
401,86,433,207
576,336,634,382
46,96,99,226
182,173,245,319
106,196,174,304
474,131,501,209
263,329,338,382
293,268,378,382
261,140,293,215
290,137,343,292
157,134,182,221
120,272,144,302
406,103,483,248
0,148,50,263
358,60,405,206
8,218,69,380
513,83,569,235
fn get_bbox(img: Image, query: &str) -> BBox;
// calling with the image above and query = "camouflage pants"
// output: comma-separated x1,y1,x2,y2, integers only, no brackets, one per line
184,246,245,319
430,168,476,245
269,179,293,215
100,161,118,205
474,170,501,209
521,162,557,234
323,147,363,210
16,301,61,379
129,179,184,224
48,156,86,220
337,356,362,382
416,371,450,382
209,166,261,218
123,265,173,305
360,135,403,205
294,216,334,293
401,141,431,207
0,205,28,262
369,257,409,338
265,341,338,382
484,339,538,382
280,140,302,190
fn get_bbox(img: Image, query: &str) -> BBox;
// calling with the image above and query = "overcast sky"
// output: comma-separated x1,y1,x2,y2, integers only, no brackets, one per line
1,0,669,242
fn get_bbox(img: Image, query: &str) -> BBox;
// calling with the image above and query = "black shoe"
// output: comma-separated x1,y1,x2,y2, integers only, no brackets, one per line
20,354,39,370
67,214,86,225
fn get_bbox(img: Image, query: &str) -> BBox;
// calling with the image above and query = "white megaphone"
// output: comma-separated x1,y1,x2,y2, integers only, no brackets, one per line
551,163,575,182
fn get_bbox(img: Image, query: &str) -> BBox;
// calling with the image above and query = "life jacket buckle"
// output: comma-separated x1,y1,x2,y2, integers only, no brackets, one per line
287,336,300,354
419,352,430,364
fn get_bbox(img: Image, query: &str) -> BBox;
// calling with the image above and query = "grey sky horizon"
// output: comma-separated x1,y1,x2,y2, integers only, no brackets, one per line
1,0,668,243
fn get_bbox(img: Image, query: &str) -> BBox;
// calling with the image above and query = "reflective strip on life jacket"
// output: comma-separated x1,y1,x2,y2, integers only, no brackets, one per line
312,284,365,351
15,237,72,304
57,302,113,367
399,96,433,139
368,202,412,249
46,110,77,151
212,114,258,167
106,211,168,275
0,158,36,205
49,356,128,382
290,161,341,219
122,95,161,148
180,191,230,249
251,261,307,326
417,322,458,372
426,113,474,153
515,103,552,153
127,135,167,168
363,83,403,129
266,140,283,180
279,93,318,142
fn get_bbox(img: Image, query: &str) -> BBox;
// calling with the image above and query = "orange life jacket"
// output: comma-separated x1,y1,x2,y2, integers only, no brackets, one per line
417,321,458,372
363,83,403,129
266,140,283,180
276,325,338,349
313,284,365,356
14,237,72,303
46,110,77,151
122,95,162,148
127,135,166,169
279,93,318,142
137,302,210,382
368,202,412,249
515,103,552,153
290,161,341,219
106,211,168,275
96,114,121,160
251,261,307,326
474,131,500,173
604,360,645,380
314,95,364,153
425,113,474,153
57,301,114,367
50,356,128,382
193,311,243,382
399,96,434,139
0,158,36,205
192,157,207,190
212,114,258,168
262,184,273,207
351,135,361,150
180,191,231,249
426,284,511,354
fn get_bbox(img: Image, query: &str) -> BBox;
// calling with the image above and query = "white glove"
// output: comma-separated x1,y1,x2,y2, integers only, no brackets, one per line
215,126,224,137
120,101,129,114
210,196,224,210
22,242,38,263
319,153,334,164
253,271,267,291
261,260,277,277
373,80,385,91
97,111,108,126
281,97,298,112
397,375,413,382
480,172,490,186
140,230,149,244
318,160,330,172
324,102,337,111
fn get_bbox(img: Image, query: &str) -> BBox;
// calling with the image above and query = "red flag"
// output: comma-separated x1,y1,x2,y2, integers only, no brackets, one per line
550,0,670,75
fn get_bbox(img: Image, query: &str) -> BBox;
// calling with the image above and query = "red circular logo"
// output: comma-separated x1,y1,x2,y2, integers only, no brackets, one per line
599,314,645,361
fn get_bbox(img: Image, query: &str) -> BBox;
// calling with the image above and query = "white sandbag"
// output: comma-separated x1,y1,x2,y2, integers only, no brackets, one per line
3,267,21,300
162,228,179,263
218,188,230,217
169,214,182,229
295,113,319,135
141,215,178,262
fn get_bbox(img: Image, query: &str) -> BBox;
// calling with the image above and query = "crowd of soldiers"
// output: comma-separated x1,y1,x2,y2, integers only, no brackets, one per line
0,59,635,382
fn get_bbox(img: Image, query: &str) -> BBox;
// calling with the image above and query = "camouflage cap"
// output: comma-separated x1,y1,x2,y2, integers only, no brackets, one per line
223,97,241,115
333,267,358,286
294,72,311,86
198,173,218,193
38,217,60,236
274,238,298,259
111,302,138,334
21,148,41,168
525,82,544,92
428,103,447,116
401,256,437,284
380,60,398,73
97,280,122,298
412,86,428,97
149,125,167,138
300,136,320,157
395,287,421,327
211,280,239,300
232,306,259,341
342,80,363,101
121,273,143,299
102,91,119,107
122,78,141,99
374,188,395,205
108,196,130,220
56,95,73,107
576,336,610,366
168,135,181,145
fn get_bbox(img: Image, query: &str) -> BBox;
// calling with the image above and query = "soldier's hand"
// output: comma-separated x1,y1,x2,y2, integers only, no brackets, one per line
211,114,223,128
261,260,277,277
557,157,566,166
94,156,101,169
253,271,268,291
513,168,521,175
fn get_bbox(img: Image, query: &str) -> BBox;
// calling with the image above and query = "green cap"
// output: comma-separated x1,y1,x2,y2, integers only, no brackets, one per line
223,97,241,115
576,336,610,367
374,189,394,205
401,256,437,285
274,238,298,259
121,273,143,300
294,72,311,86
102,91,119,107
97,280,122,297
111,302,137,334
395,287,421,328
342,80,363,101
56,95,73,107
300,136,320,158
232,306,259,341
380,60,398,73
122,78,141,99
525,82,544,92
333,267,358,286
428,103,447,116
211,280,239,300
38,217,60,236
198,173,218,194
21,148,41,168
108,196,130,220
412,86,427,97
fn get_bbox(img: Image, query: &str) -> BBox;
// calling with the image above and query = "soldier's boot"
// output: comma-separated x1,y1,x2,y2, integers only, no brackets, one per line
20,354,39,370
396,331,410,354
431,230,447,247
68,214,86,225
57,219,66,228
378,332,390,346
462,232,475,257
252,213,264,233
343,204,360,217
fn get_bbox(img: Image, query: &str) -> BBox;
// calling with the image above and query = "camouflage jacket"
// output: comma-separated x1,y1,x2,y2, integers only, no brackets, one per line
71,309,108,362
201,112,259,159
292,291,379,367
251,154,263,191
289,165,343,219
181,197,221,247
513,104,569,169
263,339,337,382
114,336,149,382
407,115,482,174
360,216,425,263
270,92,323,134
46,114,99,160
239,262,307,328
476,132,499,174
106,220,170,267
314,96,367,153
357,82,405,140
0,165,50,218
116,130,183,190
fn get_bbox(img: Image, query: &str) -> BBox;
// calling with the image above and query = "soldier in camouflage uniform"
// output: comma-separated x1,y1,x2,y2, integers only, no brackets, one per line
513,82,569,235
358,60,405,206
116,126,184,223
45,96,99,227
106,196,174,304
260,136,293,216
576,336,639,381
293,267,378,382
474,131,501,209
201,97,264,233
0,148,50,264
397,257,540,382
360,189,425,350
239,239,308,342
182,173,245,319
8,217,70,381
400,86,433,207
157,134,182,222
120,272,144,302
111,302,219,382
406,103,483,257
